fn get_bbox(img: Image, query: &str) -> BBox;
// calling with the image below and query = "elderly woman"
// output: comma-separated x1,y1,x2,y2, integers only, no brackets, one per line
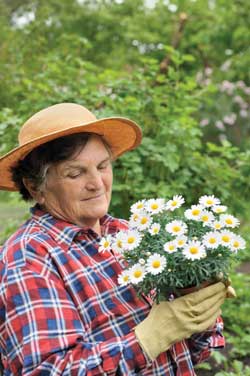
0,103,228,375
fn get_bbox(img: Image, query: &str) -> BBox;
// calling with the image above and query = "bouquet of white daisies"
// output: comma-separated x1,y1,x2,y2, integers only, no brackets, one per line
99,195,246,301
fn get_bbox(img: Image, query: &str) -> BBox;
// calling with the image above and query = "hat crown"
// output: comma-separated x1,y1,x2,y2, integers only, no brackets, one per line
18,103,97,146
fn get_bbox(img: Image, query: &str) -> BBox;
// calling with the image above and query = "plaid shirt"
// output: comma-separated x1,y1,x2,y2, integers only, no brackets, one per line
0,205,224,375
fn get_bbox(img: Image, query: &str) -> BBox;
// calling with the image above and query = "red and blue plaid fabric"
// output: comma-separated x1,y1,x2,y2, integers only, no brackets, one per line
0,205,225,375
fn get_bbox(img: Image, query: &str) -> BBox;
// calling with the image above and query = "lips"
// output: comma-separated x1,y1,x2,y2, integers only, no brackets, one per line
83,193,104,201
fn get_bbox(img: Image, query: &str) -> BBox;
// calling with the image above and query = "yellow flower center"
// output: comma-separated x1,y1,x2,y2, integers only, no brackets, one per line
134,270,142,278
215,223,221,229
233,241,239,248
178,240,184,246
202,215,209,222
117,240,123,248
137,203,143,209
141,217,148,224
132,214,139,221
123,275,129,282
190,247,199,254
171,201,177,207
173,225,181,233
128,237,135,244
103,241,110,248
153,228,159,233
222,235,230,243
151,203,159,210
225,218,233,225
206,199,213,205
152,260,161,268
209,238,216,244
192,209,200,215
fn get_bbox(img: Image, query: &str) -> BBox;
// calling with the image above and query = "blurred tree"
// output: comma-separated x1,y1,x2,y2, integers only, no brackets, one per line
0,0,249,218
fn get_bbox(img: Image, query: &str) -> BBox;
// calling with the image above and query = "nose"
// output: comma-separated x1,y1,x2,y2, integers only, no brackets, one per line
85,169,103,191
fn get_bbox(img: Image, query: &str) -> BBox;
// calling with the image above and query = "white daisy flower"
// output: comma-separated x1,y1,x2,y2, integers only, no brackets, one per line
199,195,221,208
220,214,240,228
130,200,146,213
129,264,146,284
117,270,130,286
122,230,142,251
149,223,161,236
199,210,215,226
230,235,246,252
146,253,167,275
219,230,235,247
136,212,152,230
184,205,203,221
166,195,185,211
98,235,112,253
164,241,178,253
212,205,228,214
145,198,165,214
209,220,224,231
129,212,140,227
203,232,220,249
183,241,207,260
165,220,187,236
175,235,187,248
111,231,126,253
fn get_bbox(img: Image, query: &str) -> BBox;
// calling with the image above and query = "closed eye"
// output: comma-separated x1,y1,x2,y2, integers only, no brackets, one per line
68,173,82,179
98,159,111,170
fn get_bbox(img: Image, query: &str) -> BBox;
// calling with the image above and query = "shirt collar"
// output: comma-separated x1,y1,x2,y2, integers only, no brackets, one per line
30,204,115,250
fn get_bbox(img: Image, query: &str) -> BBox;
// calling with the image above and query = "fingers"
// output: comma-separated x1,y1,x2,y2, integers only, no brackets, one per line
214,276,237,298
193,287,226,315
185,282,226,304
196,309,222,334
195,294,223,325
226,285,237,298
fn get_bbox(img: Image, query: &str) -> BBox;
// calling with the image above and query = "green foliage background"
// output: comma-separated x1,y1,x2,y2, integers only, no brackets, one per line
0,0,249,374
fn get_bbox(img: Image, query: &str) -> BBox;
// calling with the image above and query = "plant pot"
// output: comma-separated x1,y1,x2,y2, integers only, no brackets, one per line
174,280,213,297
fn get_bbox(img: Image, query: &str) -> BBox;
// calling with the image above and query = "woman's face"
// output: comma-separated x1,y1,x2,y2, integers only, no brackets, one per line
37,135,113,233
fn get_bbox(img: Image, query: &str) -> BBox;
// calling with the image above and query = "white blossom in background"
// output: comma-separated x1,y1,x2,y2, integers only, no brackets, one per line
200,119,209,127
240,109,248,118
205,67,213,76
215,121,225,130
220,60,232,72
236,81,246,88
223,113,237,125
219,80,235,95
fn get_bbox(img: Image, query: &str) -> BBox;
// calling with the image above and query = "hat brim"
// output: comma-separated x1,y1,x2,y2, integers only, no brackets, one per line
0,117,142,191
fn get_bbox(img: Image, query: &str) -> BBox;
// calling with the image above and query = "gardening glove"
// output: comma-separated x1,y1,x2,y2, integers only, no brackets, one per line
215,274,237,298
135,282,227,360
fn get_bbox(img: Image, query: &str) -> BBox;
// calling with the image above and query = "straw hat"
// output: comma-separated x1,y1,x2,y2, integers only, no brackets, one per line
0,103,142,191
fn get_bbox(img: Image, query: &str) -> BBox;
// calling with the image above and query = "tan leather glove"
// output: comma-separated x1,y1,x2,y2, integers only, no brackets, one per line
135,282,227,360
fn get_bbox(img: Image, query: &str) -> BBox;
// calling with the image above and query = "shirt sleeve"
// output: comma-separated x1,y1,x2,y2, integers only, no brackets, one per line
0,261,147,375
187,316,225,365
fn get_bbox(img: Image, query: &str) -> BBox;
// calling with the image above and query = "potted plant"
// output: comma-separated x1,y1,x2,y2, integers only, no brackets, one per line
99,195,245,302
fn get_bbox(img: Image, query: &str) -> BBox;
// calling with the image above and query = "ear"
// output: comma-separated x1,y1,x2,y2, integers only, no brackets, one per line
22,178,45,205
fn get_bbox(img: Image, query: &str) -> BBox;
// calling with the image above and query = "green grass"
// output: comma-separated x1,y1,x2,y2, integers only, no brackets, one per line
0,201,30,243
